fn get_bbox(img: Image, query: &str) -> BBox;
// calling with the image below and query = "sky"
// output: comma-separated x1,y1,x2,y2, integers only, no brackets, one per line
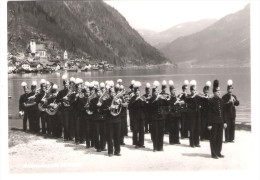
104,0,250,32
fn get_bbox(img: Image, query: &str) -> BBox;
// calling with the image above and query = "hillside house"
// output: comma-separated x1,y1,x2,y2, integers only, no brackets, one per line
30,39,47,58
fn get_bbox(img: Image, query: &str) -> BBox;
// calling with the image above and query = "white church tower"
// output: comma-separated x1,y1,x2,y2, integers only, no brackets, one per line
30,39,36,54
64,50,68,60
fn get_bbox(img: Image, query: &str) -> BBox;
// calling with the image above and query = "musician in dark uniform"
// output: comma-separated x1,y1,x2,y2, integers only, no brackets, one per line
208,80,227,159
19,82,30,131
222,80,240,143
200,81,211,141
168,80,183,144
69,77,76,141
119,84,128,145
35,79,47,134
87,81,96,147
143,83,151,134
160,80,170,134
183,80,208,148
45,84,59,137
128,81,145,148
105,86,122,156
89,86,107,152
55,75,69,140
149,81,166,152
74,78,85,144
128,80,136,132
179,80,189,139
24,81,39,133
83,81,91,148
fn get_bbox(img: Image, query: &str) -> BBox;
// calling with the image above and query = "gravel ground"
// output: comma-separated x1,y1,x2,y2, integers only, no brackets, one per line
9,128,252,173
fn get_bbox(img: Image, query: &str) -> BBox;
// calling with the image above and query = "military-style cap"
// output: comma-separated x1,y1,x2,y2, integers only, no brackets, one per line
227,80,233,90
169,80,175,90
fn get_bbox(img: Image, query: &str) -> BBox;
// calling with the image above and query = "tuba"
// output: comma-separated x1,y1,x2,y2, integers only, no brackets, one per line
110,89,126,116
38,85,53,111
84,90,96,115
45,97,60,116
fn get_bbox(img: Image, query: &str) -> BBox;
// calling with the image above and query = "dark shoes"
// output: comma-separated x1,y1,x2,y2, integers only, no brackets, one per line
101,149,107,151
212,156,218,159
195,145,201,147
114,153,121,156
108,154,113,157
96,149,101,152
217,154,224,158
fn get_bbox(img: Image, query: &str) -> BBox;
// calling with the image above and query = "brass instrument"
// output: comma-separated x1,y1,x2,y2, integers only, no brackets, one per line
110,89,126,116
45,95,60,115
84,90,96,115
38,85,53,111
62,87,75,107
152,93,171,103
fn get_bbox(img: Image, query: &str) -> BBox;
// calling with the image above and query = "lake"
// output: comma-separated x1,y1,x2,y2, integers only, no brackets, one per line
8,67,251,128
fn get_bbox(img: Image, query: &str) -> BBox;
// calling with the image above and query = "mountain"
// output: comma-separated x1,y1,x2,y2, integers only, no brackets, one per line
7,1,168,66
160,4,250,68
137,19,217,48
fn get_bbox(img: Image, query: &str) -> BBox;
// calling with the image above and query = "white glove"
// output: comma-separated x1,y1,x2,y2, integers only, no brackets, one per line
208,126,212,130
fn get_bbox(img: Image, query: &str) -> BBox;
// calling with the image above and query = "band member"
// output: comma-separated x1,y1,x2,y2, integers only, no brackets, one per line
200,81,211,141
74,78,85,144
168,80,183,144
128,81,145,148
183,80,208,148
88,81,96,147
143,83,151,133
149,81,165,152
24,81,40,133
35,79,47,134
160,80,170,134
117,79,123,86
222,80,240,143
179,80,189,139
106,86,122,156
128,80,136,132
55,75,69,140
19,82,29,131
208,80,227,159
46,84,59,137
89,86,107,152
119,85,128,145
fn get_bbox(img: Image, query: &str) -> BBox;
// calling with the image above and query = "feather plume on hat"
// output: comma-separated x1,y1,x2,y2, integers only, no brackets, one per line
184,80,189,85
21,82,27,87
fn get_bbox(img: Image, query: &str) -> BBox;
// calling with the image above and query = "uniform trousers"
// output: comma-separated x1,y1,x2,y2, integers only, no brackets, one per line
28,109,40,133
62,109,74,140
22,111,28,131
181,112,189,138
225,117,235,142
187,112,201,147
94,121,106,150
133,118,145,146
151,119,165,151
201,114,210,140
168,115,181,144
129,110,134,131
85,118,91,147
120,114,127,144
50,113,62,138
46,113,52,135
40,111,48,134
210,123,224,157
106,121,121,155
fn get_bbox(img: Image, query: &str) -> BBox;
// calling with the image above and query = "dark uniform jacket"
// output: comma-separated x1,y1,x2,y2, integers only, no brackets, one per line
168,95,182,118
222,93,239,119
19,93,29,111
128,95,145,120
148,95,166,121
142,93,152,120
183,94,207,113
56,88,69,110
208,96,226,125
89,96,110,121
26,92,38,111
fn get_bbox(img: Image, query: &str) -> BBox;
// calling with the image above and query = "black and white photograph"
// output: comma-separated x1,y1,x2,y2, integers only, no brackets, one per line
1,0,260,178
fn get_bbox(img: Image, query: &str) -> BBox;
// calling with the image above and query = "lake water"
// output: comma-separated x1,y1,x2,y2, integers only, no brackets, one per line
8,67,251,127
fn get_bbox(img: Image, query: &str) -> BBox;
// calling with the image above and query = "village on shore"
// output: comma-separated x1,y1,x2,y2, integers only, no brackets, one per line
8,38,114,74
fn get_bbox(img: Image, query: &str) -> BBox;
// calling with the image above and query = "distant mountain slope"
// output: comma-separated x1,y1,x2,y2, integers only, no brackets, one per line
160,4,250,67
8,0,168,66
137,19,217,48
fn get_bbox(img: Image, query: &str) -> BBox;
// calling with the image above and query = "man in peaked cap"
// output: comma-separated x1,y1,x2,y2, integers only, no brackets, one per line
168,80,183,145
142,83,152,134
200,81,211,141
149,81,165,151
118,85,128,145
222,80,240,143
208,80,227,159
128,80,136,132
35,79,48,134
160,80,170,134
178,80,189,139
24,81,39,133
128,81,146,148
19,82,30,131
